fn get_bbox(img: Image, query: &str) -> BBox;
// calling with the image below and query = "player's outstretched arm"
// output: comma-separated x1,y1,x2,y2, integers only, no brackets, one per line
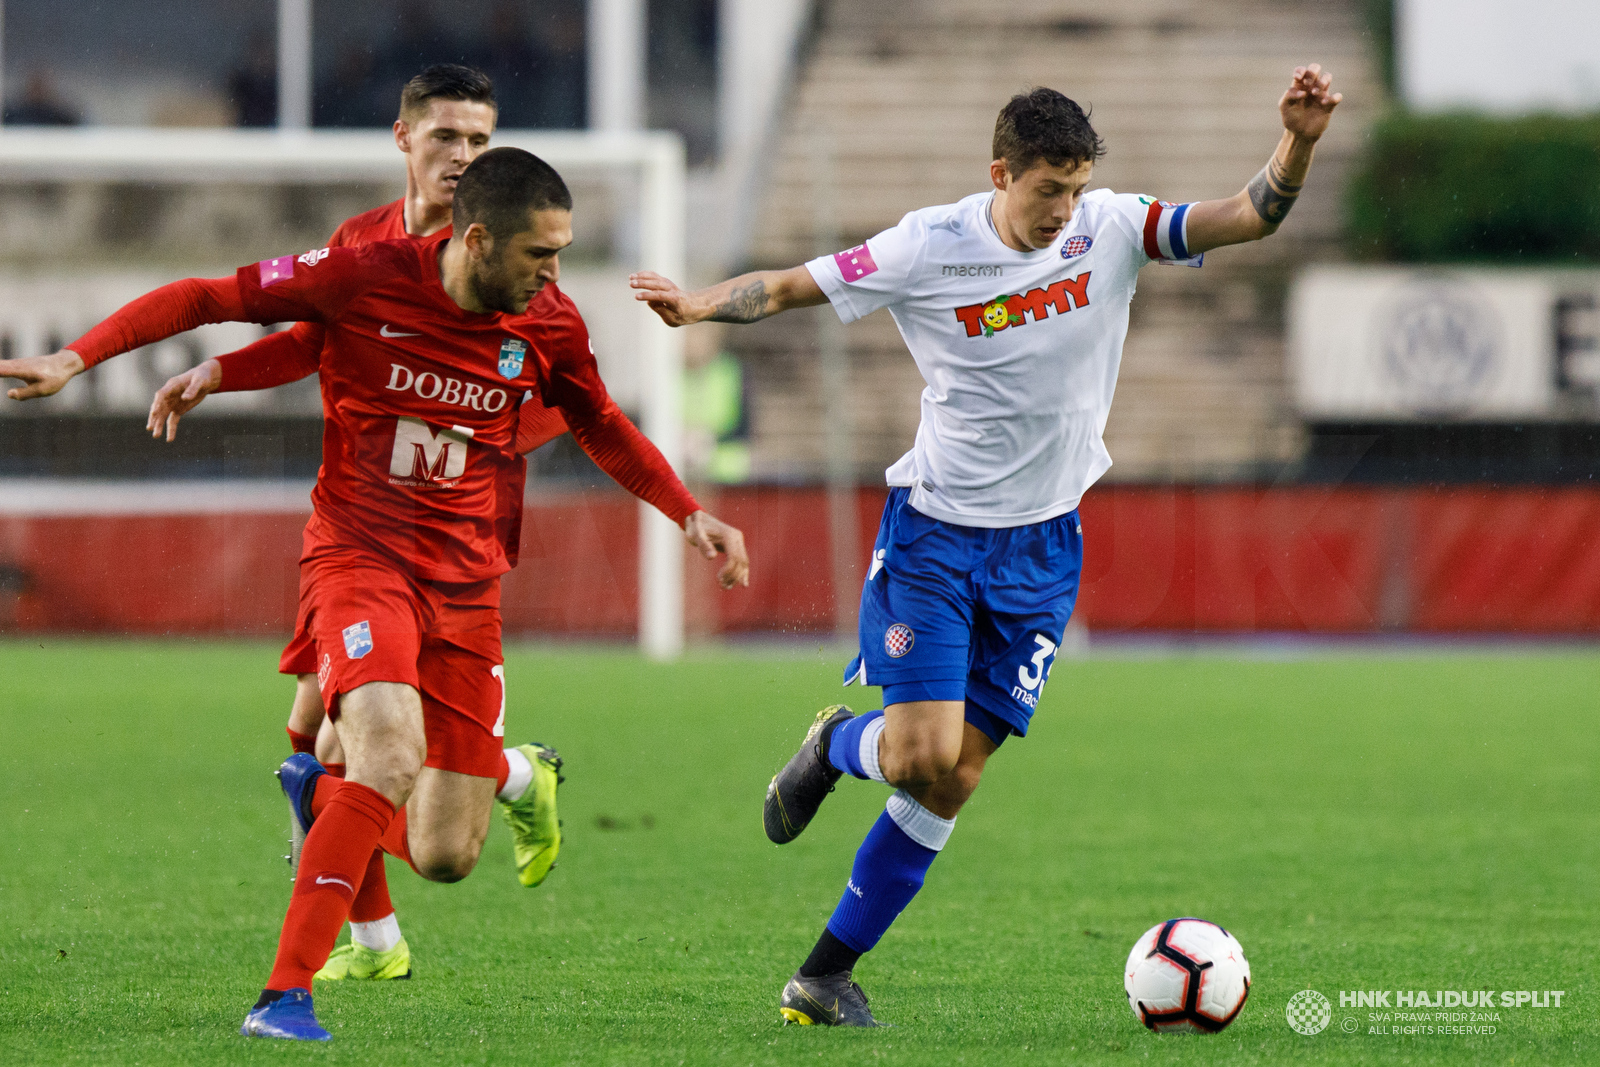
685,509,750,590
563,400,751,588
629,266,827,327
146,324,324,441
1,275,253,404
1184,64,1343,255
148,359,223,441
0,349,85,401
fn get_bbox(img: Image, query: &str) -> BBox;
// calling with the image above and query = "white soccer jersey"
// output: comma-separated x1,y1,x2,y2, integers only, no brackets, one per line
806,188,1200,529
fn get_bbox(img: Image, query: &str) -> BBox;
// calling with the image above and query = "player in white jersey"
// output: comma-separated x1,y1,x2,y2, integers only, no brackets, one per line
632,65,1342,1026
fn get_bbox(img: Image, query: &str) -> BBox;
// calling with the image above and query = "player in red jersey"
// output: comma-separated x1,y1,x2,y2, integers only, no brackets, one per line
138,64,571,985
137,65,622,983
1,147,750,1041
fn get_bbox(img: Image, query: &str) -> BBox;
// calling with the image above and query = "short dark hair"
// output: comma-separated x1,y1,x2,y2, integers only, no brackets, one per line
452,147,573,239
399,64,496,122
992,87,1106,177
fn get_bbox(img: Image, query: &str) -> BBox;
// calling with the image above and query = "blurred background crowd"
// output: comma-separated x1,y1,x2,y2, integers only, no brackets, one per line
3,1,716,150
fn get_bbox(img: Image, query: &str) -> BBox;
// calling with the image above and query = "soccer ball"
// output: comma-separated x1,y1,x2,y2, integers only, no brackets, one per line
1124,918,1251,1033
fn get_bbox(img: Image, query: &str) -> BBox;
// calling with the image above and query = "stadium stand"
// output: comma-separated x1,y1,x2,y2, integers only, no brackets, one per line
735,0,1380,483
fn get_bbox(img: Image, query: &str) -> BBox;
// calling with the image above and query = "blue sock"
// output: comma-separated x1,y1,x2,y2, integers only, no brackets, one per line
824,809,938,953
827,709,885,779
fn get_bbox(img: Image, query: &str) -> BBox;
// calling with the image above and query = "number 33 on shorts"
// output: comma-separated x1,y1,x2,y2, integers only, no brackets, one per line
1012,634,1058,706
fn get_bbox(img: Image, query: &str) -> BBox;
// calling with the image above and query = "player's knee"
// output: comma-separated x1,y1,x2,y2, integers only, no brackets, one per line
347,736,426,805
946,759,984,805
882,737,962,789
411,841,482,883
414,858,472,883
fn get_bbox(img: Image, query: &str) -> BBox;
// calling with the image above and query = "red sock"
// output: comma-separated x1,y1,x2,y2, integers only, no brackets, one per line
309,773,341,820
303,771,397,917
266,781,394,991
378,807,413,869
322,765,389,921
495,750,510,795
309,775,415,873
347,848,394,923
286,728,316,755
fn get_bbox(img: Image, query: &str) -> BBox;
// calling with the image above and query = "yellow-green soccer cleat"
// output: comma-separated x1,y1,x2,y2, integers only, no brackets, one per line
314,938,412,982
500,742,564,887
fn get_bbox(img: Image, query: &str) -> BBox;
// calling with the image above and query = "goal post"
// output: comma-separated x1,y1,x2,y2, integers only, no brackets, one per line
0,126,689,659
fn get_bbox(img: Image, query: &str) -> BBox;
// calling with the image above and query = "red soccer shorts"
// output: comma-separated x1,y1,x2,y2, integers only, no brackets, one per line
299,545,506,779
279,623,319,676
281,560,320,675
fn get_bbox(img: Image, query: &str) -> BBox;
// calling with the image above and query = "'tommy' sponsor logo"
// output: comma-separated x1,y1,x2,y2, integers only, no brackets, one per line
954,272,1091,338
385,363,509,412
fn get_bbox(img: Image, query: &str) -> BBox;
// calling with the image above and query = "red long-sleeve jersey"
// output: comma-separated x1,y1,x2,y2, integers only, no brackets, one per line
217,200,569,453
72,236,699,583
212,201,409,394
209,200,571,564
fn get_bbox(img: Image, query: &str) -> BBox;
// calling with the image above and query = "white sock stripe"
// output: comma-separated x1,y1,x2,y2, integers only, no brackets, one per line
860,716,888,783
885,789,956,851
498,747,534,802
350,913,402,953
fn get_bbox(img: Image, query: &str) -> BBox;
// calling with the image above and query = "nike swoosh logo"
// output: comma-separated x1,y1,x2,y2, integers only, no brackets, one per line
315,875,354,891
797,988,839,1022
380,324,420,338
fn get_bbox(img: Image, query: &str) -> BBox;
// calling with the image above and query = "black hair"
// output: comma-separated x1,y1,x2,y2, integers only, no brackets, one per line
992,87,1106,176
399,63,495,121
452,147,573,239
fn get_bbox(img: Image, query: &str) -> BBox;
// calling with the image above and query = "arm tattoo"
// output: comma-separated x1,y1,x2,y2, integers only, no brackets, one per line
1247,157,1304,225
709,280,770,323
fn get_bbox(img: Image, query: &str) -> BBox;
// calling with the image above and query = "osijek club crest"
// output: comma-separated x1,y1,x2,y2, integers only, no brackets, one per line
342,620,373,660
498,338,527,379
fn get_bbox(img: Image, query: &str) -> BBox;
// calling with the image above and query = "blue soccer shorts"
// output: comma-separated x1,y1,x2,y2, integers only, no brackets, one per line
843,487,1083,745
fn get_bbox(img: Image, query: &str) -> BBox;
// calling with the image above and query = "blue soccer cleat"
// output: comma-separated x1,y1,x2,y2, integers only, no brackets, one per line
240,988,331,1041
276,753,325,878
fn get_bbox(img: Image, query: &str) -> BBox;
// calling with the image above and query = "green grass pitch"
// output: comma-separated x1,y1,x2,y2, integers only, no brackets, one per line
2,639,1597,1065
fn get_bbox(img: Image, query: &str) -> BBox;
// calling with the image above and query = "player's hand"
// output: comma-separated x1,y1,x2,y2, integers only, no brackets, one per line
1280,64,1341,142
683,509,750,590
0,349,85,401
147,358,223,442
629,271,702,327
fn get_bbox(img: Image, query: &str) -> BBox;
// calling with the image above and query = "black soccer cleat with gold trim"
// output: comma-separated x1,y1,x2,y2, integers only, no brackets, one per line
763,704,853,844
779,970,881,1027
